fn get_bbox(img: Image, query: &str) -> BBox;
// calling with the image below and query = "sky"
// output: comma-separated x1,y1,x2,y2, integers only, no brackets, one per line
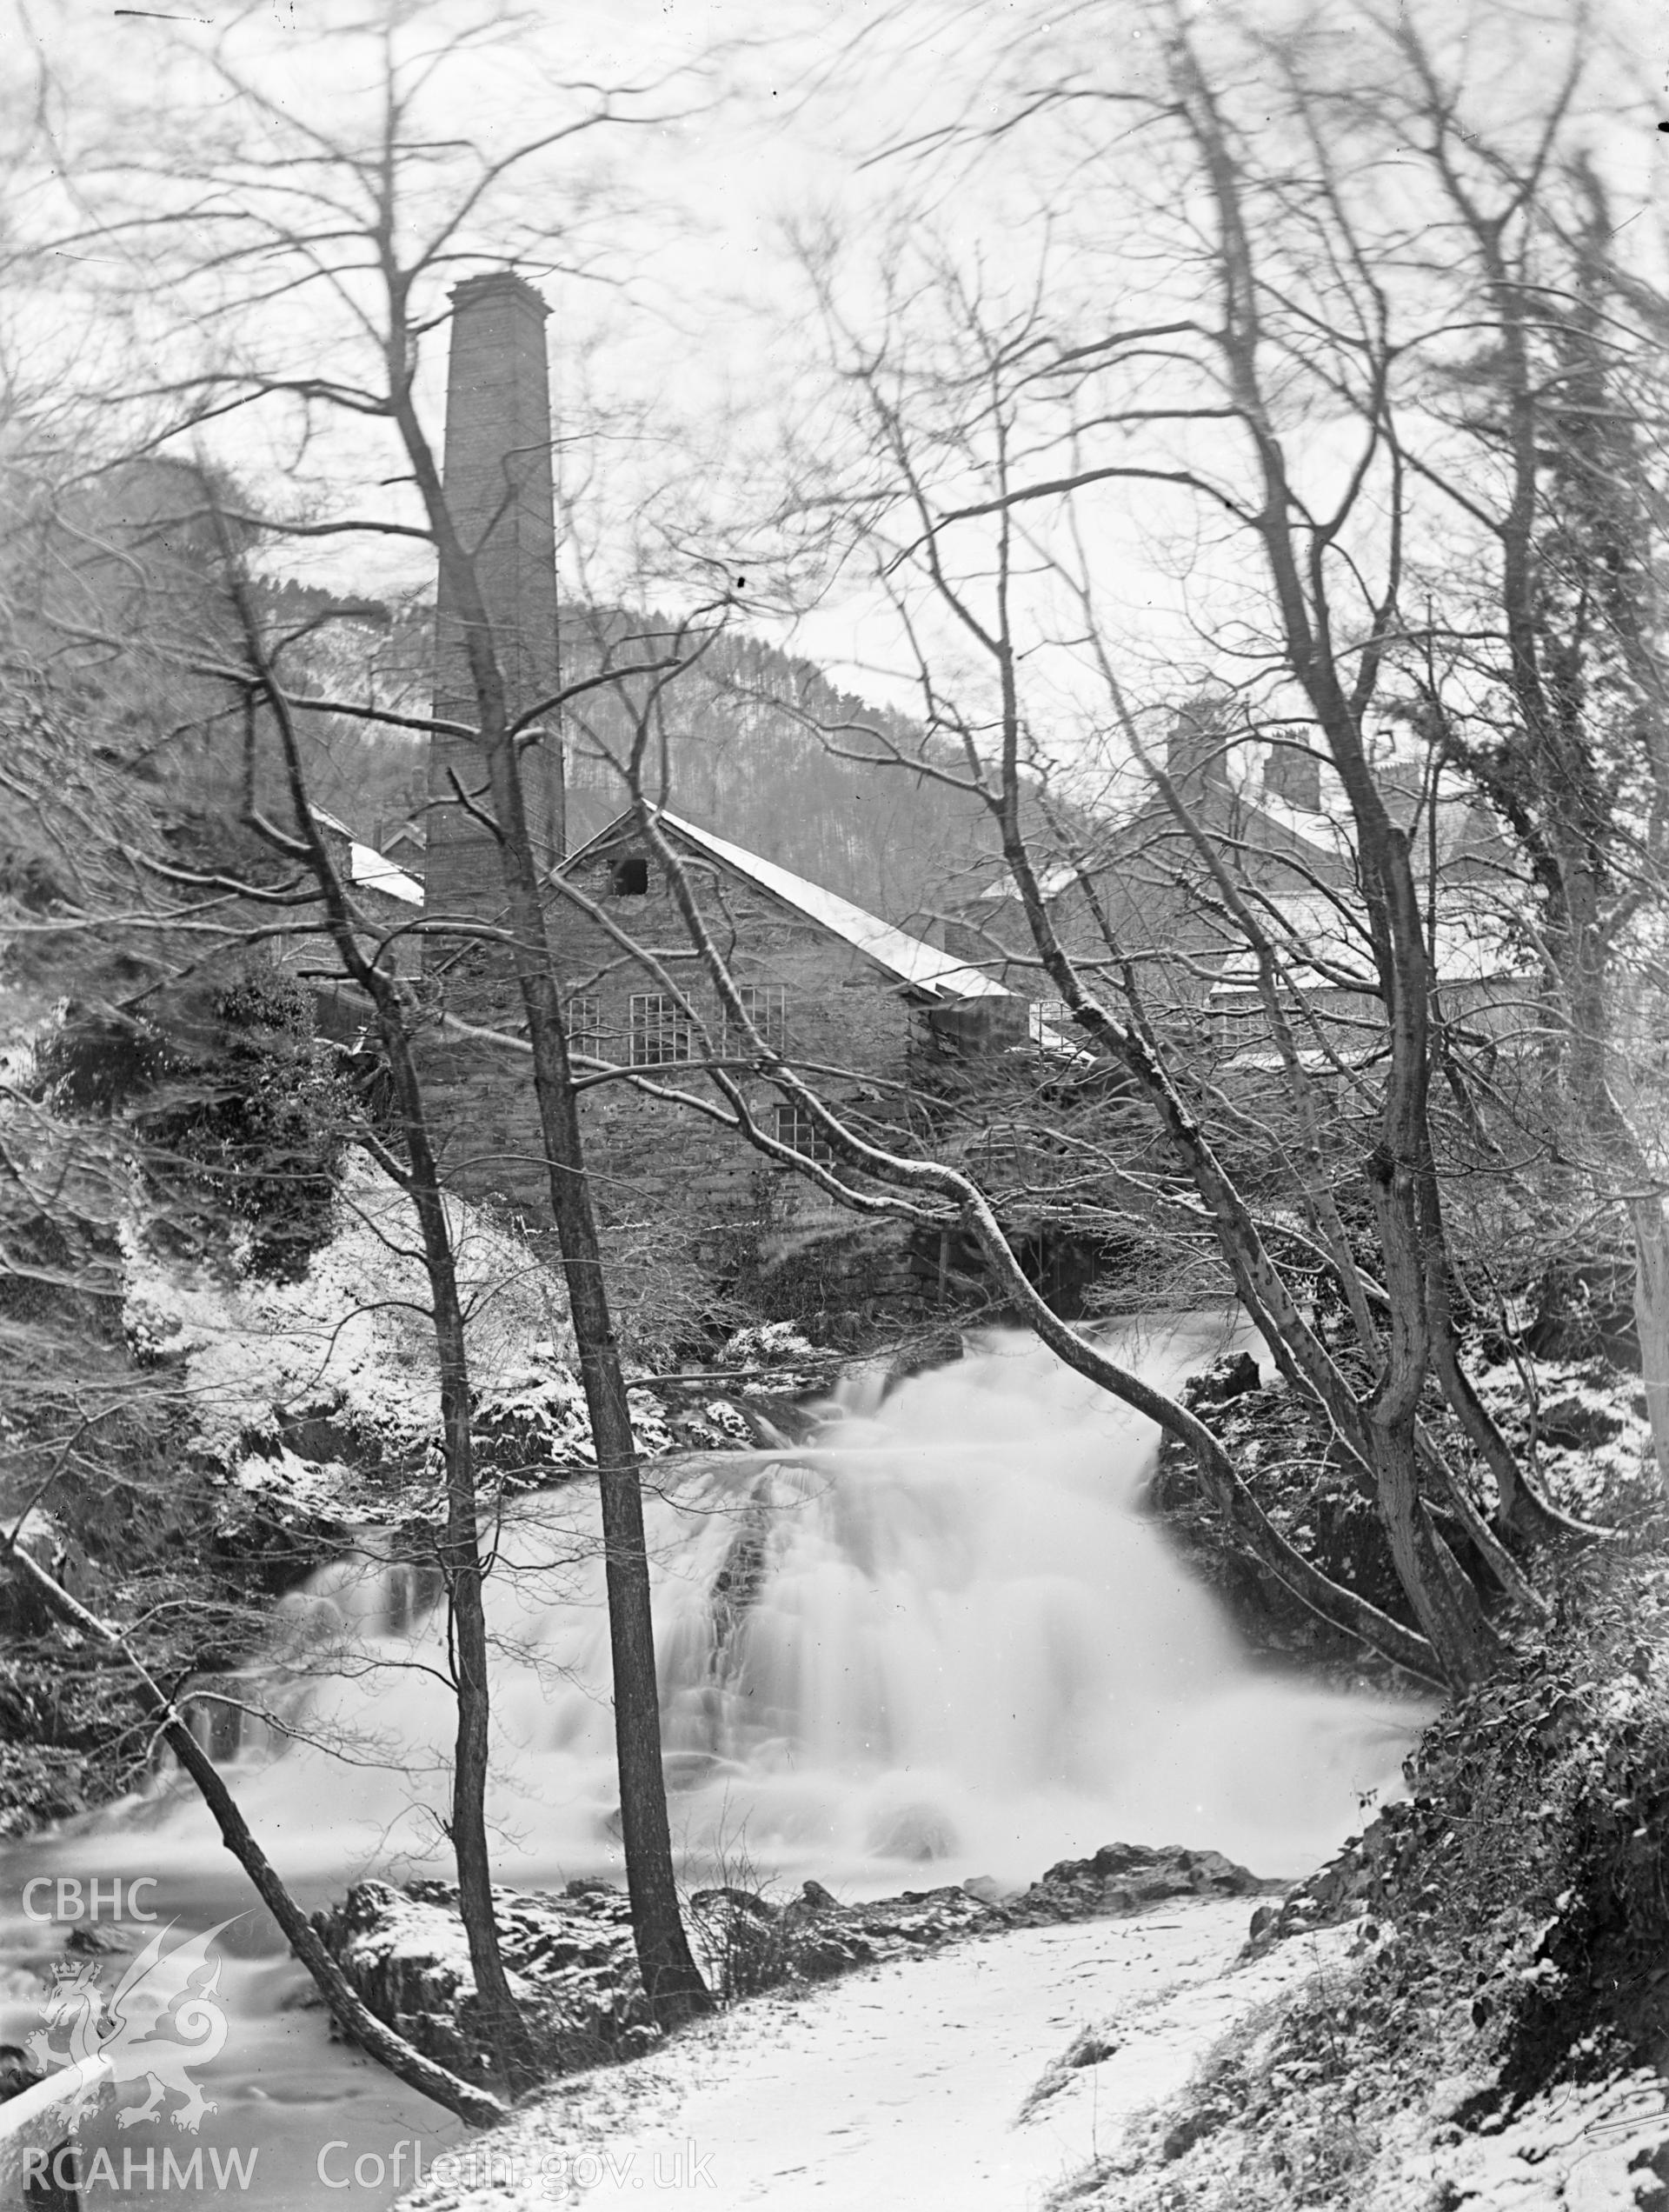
8,0,1669,741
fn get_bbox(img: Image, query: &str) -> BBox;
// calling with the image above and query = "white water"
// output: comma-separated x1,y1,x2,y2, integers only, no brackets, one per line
42,1319,1422,1894
0,1319,1426,2210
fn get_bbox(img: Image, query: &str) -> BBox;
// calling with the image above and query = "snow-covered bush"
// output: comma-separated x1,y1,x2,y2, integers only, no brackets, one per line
125,1152,582,1476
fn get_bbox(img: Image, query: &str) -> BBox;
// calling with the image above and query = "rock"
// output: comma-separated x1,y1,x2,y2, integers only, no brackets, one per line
64,1922,131,1955
314,1836,1276,2087
1002,1841,1272,1926
775,1882,998,1982
961,1875,1010,1905
1188,1351,1261,1407
310,1877,660,2088
1537,1395,1623,1450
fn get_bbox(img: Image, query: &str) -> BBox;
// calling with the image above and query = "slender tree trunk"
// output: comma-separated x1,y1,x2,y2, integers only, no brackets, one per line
1630,1195,1669,1495
385,344,708,2029
476,745,711,2026
218,563,537,2091
422,1149,540,2094
0,1539,505,2129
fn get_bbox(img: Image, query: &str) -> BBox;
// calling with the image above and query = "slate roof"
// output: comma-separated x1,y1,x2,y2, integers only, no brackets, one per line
565,810,1014,1003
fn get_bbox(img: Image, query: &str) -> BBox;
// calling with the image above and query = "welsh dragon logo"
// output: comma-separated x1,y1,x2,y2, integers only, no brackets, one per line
12,1920,235,2143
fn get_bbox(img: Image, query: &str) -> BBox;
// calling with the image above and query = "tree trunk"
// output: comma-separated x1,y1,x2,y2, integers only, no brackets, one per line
431,1243,541,2094
220,565,538,2093
386,357,708,2029
1631,1194,1669,1496
478,750,711,2026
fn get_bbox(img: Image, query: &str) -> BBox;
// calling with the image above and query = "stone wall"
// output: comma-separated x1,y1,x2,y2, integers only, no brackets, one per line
416,833,953,1347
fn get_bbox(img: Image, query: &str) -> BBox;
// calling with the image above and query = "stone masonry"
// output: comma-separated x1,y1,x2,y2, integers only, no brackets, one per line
425,270,564,930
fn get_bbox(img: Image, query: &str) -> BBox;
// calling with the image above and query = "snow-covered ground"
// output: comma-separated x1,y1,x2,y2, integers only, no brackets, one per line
388,1895,1669,2212
399,1899,1350,2212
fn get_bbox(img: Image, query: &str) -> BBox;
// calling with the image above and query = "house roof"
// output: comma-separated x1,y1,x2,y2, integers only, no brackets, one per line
566,809,1014,1003
1208,883,1520,993
312,808,425,908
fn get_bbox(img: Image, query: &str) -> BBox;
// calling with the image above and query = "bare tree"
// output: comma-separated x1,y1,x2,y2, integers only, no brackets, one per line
16,0,711,2022
0,483,509,2124
1366,63,1669,1486
555,0,1660,1690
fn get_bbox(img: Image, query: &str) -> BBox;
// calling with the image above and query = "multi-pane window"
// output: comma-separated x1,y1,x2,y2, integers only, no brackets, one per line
1211,993,1264,1053
568,995,603,1055
774,1102,834,1163
629,992,692,1068
721,985,788,1057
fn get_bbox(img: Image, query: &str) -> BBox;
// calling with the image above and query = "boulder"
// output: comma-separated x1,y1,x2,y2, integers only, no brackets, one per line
310,1876,660,2087
1188,1351,1261,1407
1001,1841,1272,1926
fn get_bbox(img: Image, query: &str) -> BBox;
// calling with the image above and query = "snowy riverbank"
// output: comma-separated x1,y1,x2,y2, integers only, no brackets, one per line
391,1884,1669,2212
393,1897,1346,2212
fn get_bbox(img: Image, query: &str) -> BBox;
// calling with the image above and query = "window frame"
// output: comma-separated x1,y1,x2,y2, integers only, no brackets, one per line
628,991,693,1068
567,994,603,1056
721,983,788,1058
773,1100,834,1163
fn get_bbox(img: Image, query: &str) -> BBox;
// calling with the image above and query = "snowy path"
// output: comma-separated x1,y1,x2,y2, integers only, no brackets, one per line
413,1897,1352,2212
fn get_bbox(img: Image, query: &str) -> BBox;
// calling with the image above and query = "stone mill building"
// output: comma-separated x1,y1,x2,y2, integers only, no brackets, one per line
413,270,1046,1338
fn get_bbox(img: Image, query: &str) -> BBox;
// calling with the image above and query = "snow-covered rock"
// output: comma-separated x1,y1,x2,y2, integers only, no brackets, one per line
311,1877,661,2087
122,1155,590,1491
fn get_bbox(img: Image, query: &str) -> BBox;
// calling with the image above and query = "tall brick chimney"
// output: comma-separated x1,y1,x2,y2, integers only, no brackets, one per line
1165,692,1233,803
1264,732,1322,813
426,270,564,924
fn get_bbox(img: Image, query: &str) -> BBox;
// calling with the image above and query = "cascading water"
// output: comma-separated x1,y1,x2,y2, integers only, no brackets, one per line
0,1320,1427,2209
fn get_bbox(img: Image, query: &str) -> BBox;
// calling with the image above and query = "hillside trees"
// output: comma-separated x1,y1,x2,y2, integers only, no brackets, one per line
14,0,710,2024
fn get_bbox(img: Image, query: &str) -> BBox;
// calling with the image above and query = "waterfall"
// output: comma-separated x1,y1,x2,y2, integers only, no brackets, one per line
57,1318,1421,1896
0,1318,1426,2211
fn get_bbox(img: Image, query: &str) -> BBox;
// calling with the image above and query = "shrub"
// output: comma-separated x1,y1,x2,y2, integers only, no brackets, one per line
149,968,348,1281
39,969,348,1283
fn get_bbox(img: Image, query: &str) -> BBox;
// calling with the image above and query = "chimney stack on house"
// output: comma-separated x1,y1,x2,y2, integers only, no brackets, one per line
1164,693,1233,802
425,270,564,926
1264,735,1322,814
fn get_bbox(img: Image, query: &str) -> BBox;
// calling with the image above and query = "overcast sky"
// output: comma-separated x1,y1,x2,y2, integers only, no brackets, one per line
11,0,1669,732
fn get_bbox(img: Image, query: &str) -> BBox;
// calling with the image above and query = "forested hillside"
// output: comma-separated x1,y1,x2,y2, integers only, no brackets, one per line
259,583,1006,927
558,614,1003,925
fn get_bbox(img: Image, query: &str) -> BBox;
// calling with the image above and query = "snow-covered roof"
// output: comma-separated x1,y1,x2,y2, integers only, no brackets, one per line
349,843,424,906
569,810,1014,1003
1245,787,1356,867
311,807,425,907
974,863,1080,903
1208,885,1520,994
